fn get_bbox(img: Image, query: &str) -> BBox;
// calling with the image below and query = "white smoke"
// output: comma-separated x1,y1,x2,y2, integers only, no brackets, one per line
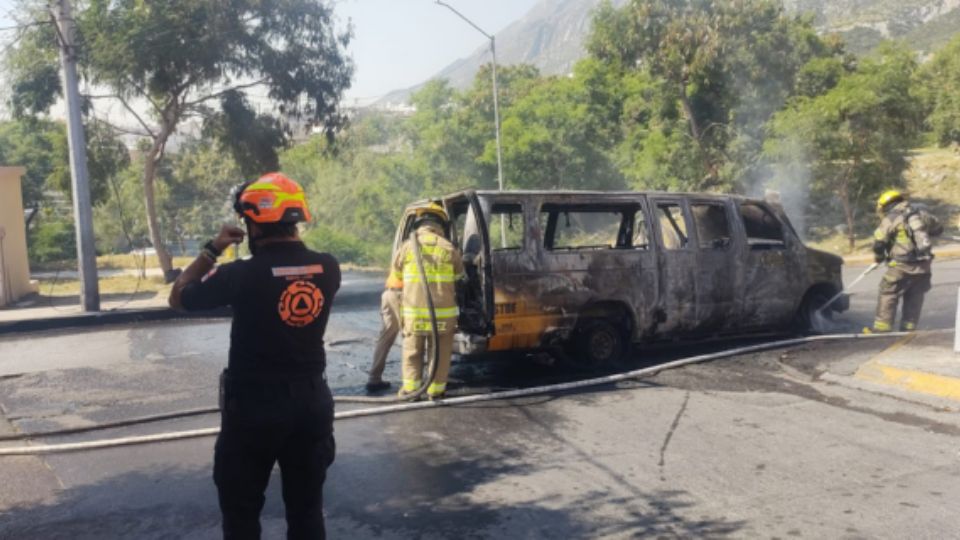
751,148,812,240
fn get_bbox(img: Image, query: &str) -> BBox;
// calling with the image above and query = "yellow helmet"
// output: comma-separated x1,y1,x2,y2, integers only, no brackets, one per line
877,190,905,212
414,202,448,223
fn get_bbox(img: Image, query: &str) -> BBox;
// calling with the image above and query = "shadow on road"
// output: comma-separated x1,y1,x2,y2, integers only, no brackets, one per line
327,416,746,538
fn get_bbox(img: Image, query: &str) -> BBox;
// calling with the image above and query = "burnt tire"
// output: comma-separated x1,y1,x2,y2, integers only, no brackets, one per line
794,290,833,334
570,318,628,369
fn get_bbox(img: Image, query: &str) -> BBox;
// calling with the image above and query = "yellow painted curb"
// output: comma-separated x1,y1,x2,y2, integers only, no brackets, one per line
856,362,960,402
855,334,960,402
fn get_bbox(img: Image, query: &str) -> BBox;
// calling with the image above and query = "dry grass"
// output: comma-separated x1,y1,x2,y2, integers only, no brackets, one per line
808,146,960,256
96,253,195,270
905,146,960,227
37,275,170,298
806,232,874,256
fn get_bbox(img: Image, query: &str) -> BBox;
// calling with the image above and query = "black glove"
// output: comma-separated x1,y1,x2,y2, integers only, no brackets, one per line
872,240,887,264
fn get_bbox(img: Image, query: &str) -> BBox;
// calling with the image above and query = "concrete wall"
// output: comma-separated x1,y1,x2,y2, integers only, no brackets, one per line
0,167,37,306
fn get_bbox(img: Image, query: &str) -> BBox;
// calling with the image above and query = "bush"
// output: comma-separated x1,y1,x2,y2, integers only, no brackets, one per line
302,224,391,267
28,220,77,264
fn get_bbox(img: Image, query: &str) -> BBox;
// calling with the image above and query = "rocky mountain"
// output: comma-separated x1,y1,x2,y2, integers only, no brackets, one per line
375,0,960,106
376,0,626,105
784,0,960,53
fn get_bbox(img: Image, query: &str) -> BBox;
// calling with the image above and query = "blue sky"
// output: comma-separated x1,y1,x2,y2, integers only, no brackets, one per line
336,0,540,102
0,0,540,102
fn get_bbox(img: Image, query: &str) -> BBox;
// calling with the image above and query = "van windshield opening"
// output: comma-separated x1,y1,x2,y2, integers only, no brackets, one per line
740,203,785,249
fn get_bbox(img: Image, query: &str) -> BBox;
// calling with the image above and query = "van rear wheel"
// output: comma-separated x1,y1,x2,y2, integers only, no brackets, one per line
571,319,627,369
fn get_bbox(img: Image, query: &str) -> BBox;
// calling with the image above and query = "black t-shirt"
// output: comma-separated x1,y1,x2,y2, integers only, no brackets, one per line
181,241,341,375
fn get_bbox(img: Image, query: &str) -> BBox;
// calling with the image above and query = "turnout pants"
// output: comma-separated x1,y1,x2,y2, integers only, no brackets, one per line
369,289,401,382
401,332,454,396
215,371,336,540
874,266,933,332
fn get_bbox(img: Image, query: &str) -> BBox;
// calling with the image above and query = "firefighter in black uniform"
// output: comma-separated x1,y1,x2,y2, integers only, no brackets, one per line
169,172,340,539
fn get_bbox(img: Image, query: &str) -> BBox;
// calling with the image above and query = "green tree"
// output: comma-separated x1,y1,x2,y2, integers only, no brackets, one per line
281,116,408,266
94,137,242,256
496,73,625,190
397,65,542,197
0,118,64,210
161,138,243,253
46,120,131,206
587,0,835,191
918,34,960,146
766,42,925,249
403,79,482,195
0,118,126,213
6,0,353,279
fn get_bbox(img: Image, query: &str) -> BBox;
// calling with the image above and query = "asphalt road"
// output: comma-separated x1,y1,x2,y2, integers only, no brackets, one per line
0,260,959,538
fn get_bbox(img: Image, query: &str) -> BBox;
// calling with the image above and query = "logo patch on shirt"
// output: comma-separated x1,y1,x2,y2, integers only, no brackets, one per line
278,280,324,328
271,264,325,278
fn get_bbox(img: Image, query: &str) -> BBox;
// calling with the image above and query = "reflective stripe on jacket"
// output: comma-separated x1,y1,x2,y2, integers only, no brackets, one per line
392,223,465,335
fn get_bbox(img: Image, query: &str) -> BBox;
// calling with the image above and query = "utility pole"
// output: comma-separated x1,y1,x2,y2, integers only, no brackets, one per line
435,1,504,193
435,0,507,247
489,38,504,193
52,0,100,311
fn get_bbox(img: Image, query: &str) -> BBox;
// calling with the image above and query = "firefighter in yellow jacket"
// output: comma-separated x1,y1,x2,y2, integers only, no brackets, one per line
391,203,465,400
868,190,941,333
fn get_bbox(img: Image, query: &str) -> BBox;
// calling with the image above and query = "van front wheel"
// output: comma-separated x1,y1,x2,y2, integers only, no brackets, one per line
571,319,627,368
794,290,833,334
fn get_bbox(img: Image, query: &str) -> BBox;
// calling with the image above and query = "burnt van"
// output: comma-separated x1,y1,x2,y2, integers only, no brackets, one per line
394,190,847,366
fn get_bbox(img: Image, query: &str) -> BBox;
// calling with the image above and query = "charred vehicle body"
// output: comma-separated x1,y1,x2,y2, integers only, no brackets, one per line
393,190,848,365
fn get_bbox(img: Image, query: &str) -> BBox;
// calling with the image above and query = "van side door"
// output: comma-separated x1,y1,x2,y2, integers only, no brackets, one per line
482,198,539,351
689,199,741,332
649,197,698,335
448,193,495,338
736,201,797,328
538,201,657,341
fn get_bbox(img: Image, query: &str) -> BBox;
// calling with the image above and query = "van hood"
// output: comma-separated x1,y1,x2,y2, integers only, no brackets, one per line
805,247,844,286
806,247,844,268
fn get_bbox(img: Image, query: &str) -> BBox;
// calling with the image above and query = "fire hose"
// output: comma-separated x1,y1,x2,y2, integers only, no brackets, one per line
818,262,881,314
0,228,444,444
0,331,928,456
332,226,442,404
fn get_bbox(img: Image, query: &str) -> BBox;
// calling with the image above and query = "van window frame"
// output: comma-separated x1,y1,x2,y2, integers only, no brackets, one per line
737,201,788,250
486,202,526,252
689,200,735,251
653,199,693,251
630,202,653,251
539,202,637,252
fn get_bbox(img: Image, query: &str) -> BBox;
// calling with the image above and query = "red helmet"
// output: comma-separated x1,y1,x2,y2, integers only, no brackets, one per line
233,172,312,224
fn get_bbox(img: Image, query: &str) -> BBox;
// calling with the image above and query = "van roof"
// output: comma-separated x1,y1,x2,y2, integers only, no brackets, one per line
408,189,767,207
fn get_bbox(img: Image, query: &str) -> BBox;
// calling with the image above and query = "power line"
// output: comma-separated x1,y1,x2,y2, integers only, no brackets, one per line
0,20,51,32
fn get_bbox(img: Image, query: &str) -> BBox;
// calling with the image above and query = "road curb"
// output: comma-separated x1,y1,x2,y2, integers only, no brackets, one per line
850,334,960,403
855,361,960,402
0,307,232,336
0,290,379,336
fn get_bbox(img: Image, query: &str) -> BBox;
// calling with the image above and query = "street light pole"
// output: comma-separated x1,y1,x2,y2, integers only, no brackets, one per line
435,1,507,248
434,1,504,194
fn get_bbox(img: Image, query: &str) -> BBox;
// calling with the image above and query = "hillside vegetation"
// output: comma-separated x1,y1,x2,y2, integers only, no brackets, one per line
6,0,960,269
807,146,960,254
399,0,960,102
